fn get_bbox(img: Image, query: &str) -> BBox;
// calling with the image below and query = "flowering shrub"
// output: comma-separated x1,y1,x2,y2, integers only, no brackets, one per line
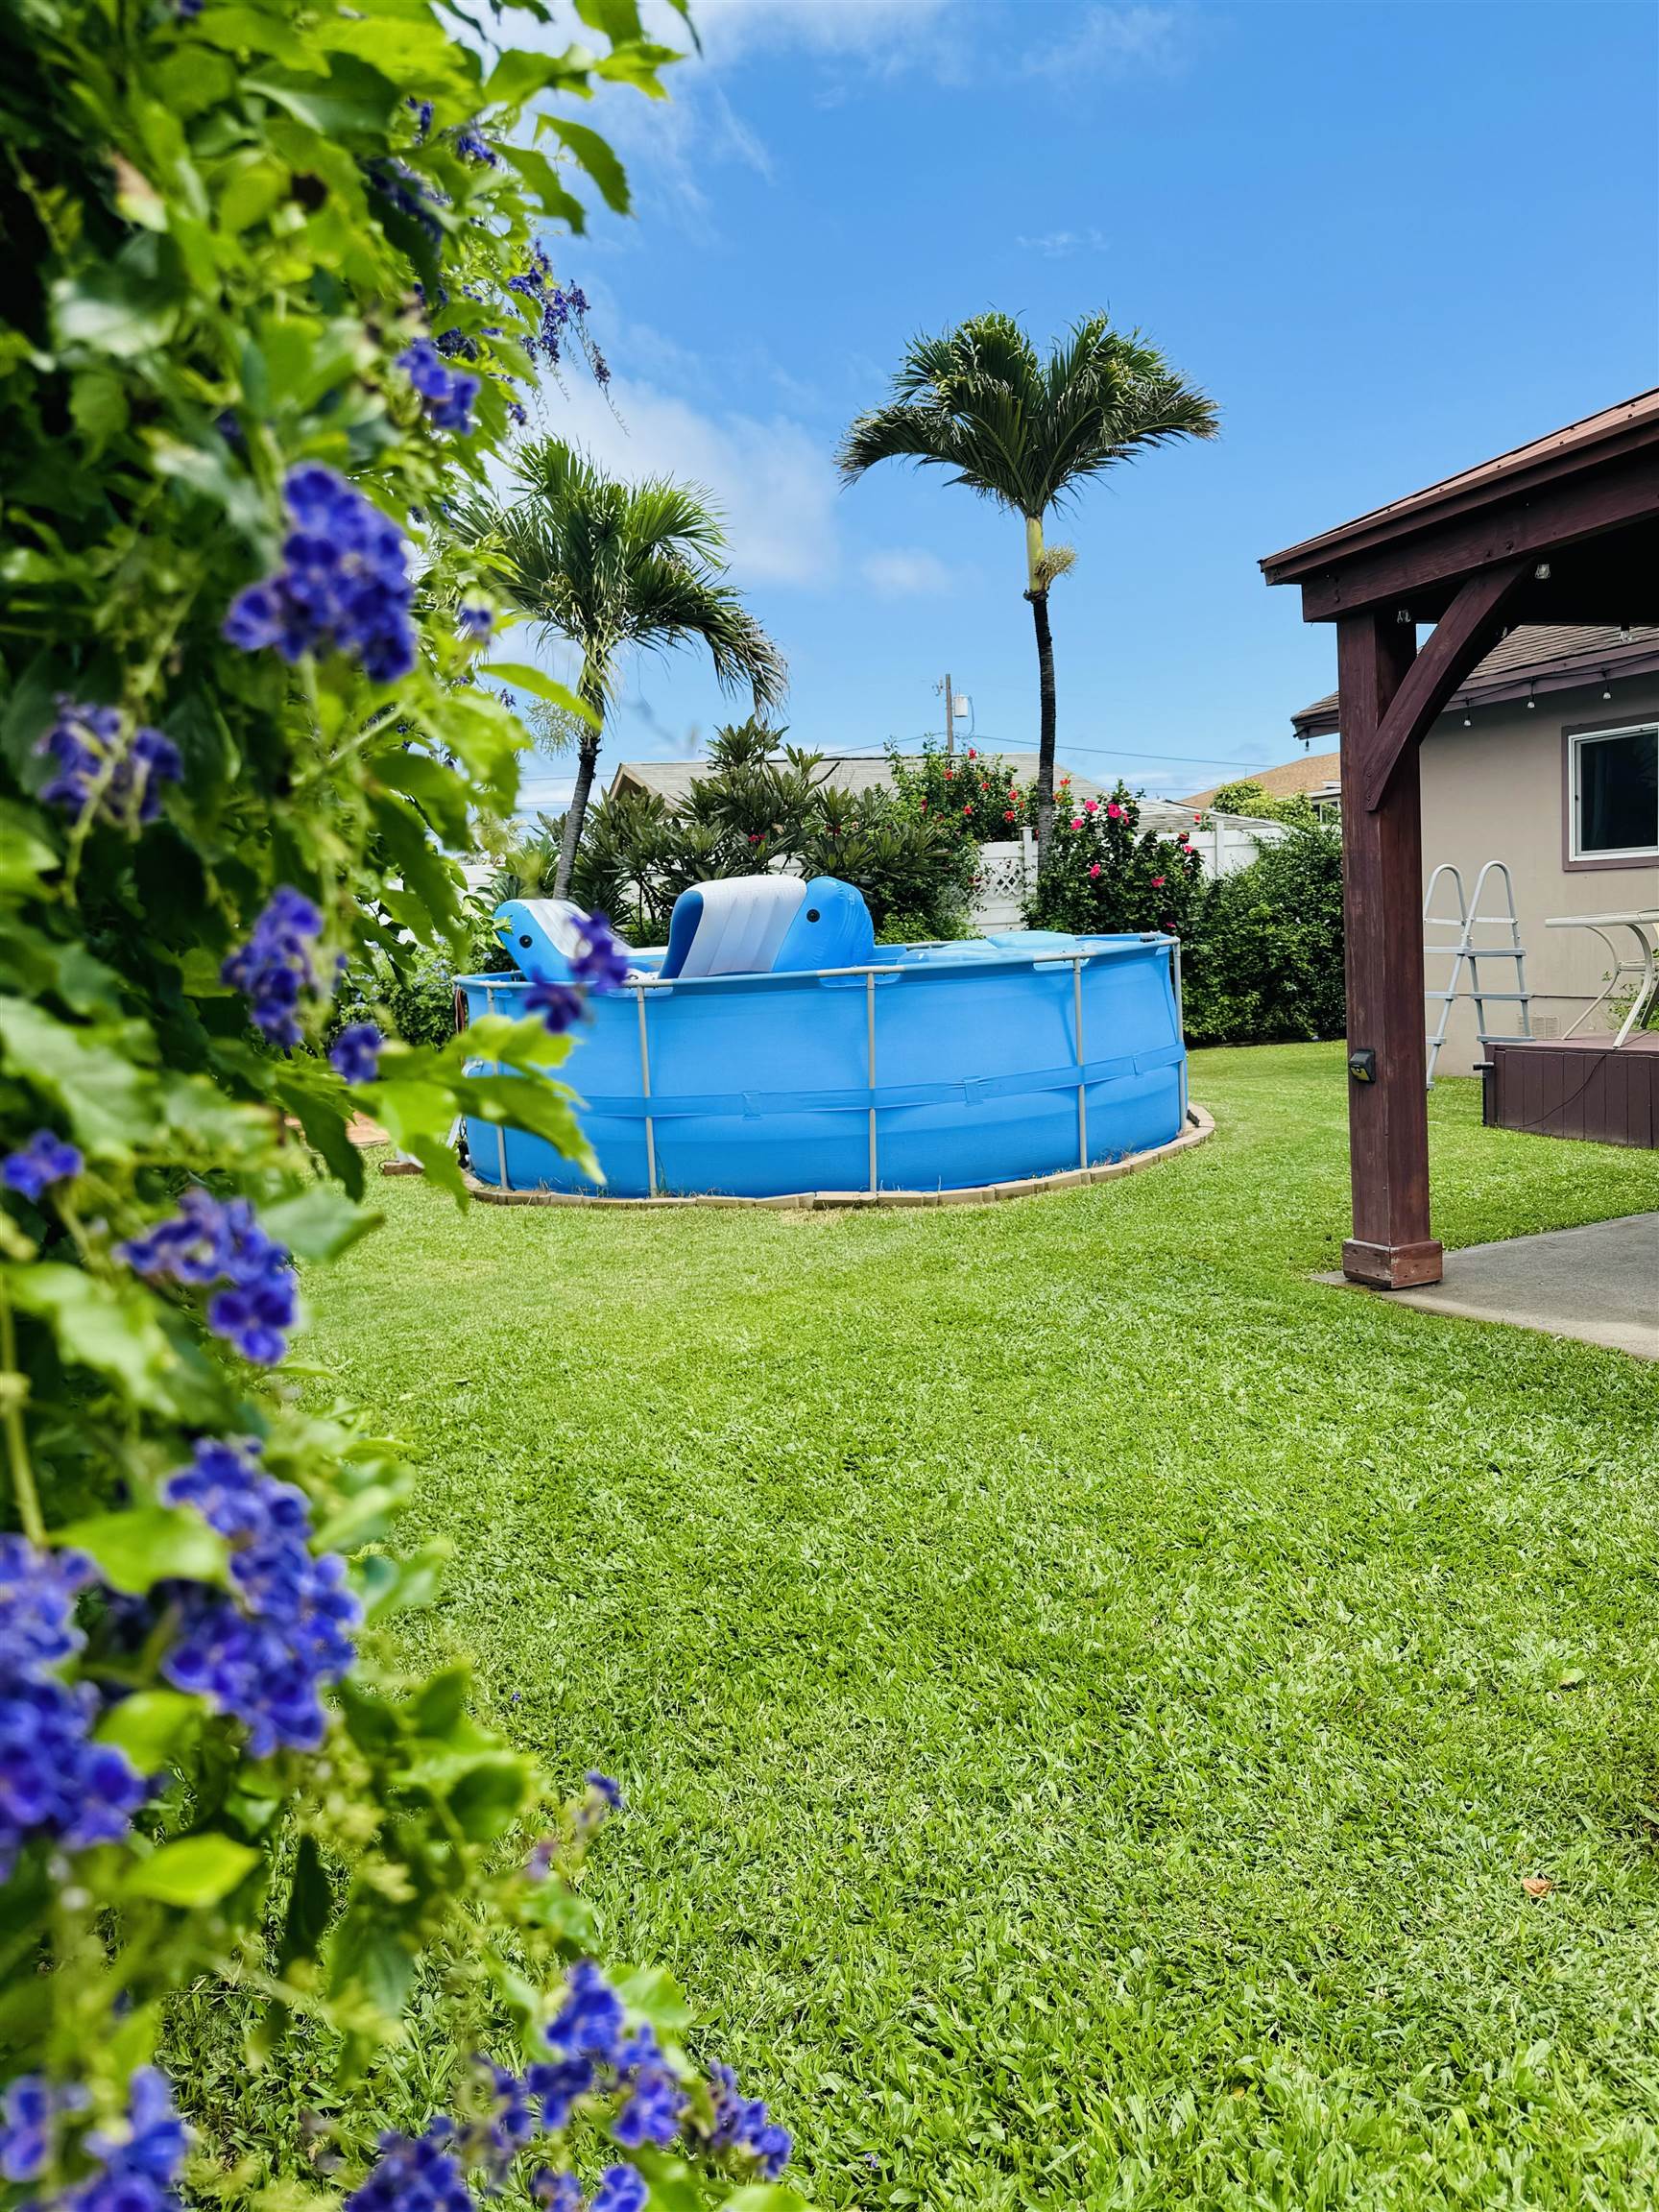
1023,782,1205,936
884,744,1032,844
0,0,805,2205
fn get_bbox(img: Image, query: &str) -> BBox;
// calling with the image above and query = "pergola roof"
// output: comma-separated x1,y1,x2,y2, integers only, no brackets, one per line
1262,388,1659,626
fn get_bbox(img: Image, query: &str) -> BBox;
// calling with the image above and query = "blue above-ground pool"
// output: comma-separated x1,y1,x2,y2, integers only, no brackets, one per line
460,878,1187,1199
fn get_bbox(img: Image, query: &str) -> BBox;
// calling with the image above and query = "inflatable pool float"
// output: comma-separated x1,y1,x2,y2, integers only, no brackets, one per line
459,876,1188,1200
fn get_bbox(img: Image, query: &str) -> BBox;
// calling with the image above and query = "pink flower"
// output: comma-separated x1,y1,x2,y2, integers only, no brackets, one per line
1070,817,1083,830
1003,809,1016,822
1089,862,1101,878
963,803,972,815
1084,800,1098,814
1151,875,1166,888
967,748,977,759
1107,803,1123,820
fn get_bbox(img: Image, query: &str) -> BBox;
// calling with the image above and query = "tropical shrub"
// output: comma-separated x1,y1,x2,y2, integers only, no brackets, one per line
1182,826,1347,1045
884,745,1031,844
0,0,805,2207
1204,778,1322,829
1022,782,1205,937
568,722,974,944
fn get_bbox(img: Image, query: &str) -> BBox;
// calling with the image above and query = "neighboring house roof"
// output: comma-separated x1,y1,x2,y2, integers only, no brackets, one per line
1182,752,1341,808
1291,623,1659,741
608,752,1111,805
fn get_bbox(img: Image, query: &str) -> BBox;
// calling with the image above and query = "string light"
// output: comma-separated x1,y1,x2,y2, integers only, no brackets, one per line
1601,670,1613,701
1526,682,1537,710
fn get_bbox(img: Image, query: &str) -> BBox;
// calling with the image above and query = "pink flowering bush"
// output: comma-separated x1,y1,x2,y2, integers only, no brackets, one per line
1023,782,1203,937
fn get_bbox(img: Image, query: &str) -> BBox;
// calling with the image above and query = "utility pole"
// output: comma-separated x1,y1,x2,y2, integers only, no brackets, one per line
938,671,955,755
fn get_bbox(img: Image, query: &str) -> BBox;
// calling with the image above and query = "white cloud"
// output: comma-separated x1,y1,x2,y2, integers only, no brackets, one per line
1022,6,1187,80
1015,226,1110,259
645,0,957,70
859,547,952,595
541,371,840,589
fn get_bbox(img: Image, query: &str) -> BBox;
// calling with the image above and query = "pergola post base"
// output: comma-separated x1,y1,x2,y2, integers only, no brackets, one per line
1342,1235,1444,1289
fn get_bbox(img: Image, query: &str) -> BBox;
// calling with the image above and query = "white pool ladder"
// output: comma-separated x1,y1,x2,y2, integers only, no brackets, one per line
1423,860,1533,1085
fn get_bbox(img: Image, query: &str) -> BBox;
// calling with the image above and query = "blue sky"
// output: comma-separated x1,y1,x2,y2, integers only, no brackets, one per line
517,0,1658,807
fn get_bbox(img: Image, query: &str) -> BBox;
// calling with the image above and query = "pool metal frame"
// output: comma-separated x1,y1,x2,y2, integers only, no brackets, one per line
477,935,1185,1201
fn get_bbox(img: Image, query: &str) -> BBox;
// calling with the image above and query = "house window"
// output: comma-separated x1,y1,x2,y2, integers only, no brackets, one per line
1569,724,1658,860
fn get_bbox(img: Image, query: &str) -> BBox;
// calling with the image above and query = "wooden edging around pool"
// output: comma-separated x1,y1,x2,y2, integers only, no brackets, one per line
449,1103,1214,1211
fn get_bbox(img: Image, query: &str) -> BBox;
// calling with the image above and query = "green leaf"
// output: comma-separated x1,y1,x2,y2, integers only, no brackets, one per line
276,1834,335,1972
445,1754,533,1841
329,1899,418,2018
246,58,402,138
125,1834,259,1907
550,119,631,213
476,662,596,721
481,48,594,110
614,1963,693,2036
56,1505,228,1595
0,998,156,1147
0,803,56,893
410,1666,470,1739
260,1185,381,1262
50,250,182,358
95,1690,201,1770
11,1266,173,1406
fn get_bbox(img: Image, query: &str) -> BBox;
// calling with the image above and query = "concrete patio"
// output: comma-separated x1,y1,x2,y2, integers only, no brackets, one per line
1321,1211,1659,1359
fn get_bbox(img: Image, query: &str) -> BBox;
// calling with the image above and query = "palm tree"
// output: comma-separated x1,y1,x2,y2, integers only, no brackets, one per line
837,314,1217,870
452,440,787,894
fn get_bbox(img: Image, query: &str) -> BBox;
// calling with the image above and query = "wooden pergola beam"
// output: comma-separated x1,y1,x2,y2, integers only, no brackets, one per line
1358,559,1532,813
1289,456,1659,621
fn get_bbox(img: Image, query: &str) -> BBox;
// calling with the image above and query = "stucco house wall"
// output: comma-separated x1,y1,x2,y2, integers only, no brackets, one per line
1419,673,1659,1073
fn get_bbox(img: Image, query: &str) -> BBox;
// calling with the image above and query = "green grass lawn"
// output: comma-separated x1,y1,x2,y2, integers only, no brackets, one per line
305,1046,1659,2210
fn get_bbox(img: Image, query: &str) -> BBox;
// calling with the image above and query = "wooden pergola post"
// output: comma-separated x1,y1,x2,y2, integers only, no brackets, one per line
1260,391,1659,1290
1335,611,1439,1286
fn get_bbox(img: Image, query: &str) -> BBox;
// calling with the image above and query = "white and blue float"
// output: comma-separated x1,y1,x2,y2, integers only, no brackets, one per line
458,876,1189,1200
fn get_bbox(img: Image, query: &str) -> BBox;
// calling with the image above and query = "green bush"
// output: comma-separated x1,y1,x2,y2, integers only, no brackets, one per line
568,720,975,944
1023,783,1205,937
1182,826,1347,1044
0,0,807,2203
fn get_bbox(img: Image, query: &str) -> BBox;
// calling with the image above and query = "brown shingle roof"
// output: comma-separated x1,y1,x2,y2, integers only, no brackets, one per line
1182,754,1341,808
1291,622,1659,740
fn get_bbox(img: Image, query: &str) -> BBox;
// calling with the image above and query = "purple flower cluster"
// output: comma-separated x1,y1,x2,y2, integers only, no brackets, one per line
507,250,590,370
119,1188,299,1366
397,339,479,436
345,1960,787,2208
532,1962,686,2152
0,2067,183,2206
366,156,444,246
223,465,416,685
158,1439,358,1758
699,2063,793,2179
523,981,585,1036
36,698,181,828
329,1022,383,1085
2,1129,82,1202
0,2073,88,2183
571,914,630,994
221,886,324,1047
0,1538,148,1879
452,123,498,166
458,604,493,638
345,2124,472,2212
66,2067,188,2212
